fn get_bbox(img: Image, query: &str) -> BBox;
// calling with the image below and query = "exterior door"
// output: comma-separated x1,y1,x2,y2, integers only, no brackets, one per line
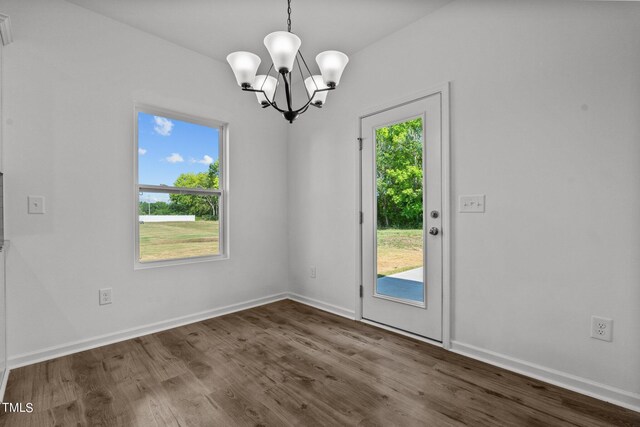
361,94,443,340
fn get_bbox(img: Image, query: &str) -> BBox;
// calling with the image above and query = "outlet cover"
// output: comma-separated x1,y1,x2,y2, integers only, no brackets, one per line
459,195,485,213
310,266,316,279
591,316,612,342
99,288,112,305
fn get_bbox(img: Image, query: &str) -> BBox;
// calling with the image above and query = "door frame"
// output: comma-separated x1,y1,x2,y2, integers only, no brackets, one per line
355,82,451,349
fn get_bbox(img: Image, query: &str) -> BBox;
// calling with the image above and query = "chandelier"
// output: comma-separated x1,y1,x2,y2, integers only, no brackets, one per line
226,0,349,123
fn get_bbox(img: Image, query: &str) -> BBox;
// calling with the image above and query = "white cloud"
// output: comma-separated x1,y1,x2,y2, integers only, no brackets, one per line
153,116,174,136
166,153,184,163
138,148,147,155
192,155,213,165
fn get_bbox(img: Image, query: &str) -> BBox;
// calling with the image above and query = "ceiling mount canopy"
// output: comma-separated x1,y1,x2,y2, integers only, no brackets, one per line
226,0,349,123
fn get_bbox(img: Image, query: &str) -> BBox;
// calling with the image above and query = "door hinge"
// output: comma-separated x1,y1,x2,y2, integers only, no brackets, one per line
359,211,363,224
359,285,363,298
357,137,363,151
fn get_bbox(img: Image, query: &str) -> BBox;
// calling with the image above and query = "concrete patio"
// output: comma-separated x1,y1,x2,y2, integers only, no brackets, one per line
376,267,424,302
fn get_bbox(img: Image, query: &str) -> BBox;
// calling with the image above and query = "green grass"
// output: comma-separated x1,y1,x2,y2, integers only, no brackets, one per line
139,222,420,271
139,220,219,262
377,228,423,277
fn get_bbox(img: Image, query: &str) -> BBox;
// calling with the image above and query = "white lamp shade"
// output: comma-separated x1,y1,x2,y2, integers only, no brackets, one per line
263,31,301,73
226,51,261,86
253,75,278,105
315,50,349,86
304,75,329,105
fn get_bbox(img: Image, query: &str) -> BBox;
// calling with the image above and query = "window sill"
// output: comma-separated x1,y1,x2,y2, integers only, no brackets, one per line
134,254,228,270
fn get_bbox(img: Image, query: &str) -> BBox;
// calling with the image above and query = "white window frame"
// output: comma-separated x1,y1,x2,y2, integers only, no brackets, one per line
133,105,228,269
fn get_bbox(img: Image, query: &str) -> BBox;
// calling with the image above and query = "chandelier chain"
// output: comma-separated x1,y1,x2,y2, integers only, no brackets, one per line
287,0,292,32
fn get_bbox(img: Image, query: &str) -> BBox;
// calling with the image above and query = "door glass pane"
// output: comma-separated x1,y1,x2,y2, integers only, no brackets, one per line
375,118,424,303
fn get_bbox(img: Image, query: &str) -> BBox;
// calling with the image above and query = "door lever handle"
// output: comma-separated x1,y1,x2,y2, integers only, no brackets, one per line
429,227,439,236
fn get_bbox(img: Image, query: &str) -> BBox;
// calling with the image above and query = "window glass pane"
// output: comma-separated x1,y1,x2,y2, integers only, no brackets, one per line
375,118,425,303
138,112,220,189
138,191,220,262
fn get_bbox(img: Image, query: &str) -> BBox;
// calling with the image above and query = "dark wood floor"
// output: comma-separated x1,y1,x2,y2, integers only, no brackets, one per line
1,300,638,426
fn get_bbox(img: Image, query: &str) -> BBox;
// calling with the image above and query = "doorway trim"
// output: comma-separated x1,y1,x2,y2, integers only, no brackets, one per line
355,82,451,349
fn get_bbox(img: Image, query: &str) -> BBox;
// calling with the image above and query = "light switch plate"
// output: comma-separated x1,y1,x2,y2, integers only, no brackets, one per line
459,195,485,213
28,196,45,214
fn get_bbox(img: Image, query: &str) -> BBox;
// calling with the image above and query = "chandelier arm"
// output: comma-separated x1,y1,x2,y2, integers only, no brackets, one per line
290,70,294,104
240,87,288,114
263,97,287,114
266,99,287,113
297,50,319,91
259,63,275,92
305,86,333,104
265,62,274,77
287,86,334,115
269,68,287,113
270,66,282,108
265,98,287,113
298,104,311,115
295,54,313,103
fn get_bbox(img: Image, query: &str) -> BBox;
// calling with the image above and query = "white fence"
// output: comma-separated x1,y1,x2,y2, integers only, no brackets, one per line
139,215,196,223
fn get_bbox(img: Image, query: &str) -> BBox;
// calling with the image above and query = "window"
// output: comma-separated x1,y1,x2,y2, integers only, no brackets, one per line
135,107,226,267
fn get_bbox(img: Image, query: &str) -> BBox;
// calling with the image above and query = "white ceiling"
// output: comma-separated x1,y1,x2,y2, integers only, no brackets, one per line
66,0,452,66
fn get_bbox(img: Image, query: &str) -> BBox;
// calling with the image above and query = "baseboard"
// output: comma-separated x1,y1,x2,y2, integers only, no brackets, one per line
287,292,356,320
0,367,9,401
9,292,289,369
451,341,640,413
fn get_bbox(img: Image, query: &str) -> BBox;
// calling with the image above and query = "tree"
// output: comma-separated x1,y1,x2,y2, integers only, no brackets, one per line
376,119,423,229
138,200,176,215
207,161,220,219
169,160,220,219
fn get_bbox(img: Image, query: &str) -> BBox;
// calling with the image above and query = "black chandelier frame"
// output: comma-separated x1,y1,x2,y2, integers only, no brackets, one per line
238,0,336,123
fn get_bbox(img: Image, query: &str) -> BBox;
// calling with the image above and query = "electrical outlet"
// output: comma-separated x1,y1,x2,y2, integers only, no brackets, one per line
591,316,612,342
99,288,112,305
310,266,316,279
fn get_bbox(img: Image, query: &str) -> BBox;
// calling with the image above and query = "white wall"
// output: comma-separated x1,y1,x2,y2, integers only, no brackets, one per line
1,0,289,359
2,0,640,410
288,0,640,400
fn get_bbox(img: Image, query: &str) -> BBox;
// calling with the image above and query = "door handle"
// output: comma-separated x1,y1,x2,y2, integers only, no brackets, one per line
429,227,439,236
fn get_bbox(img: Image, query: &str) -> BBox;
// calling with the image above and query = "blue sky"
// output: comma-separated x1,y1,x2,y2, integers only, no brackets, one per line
138,112,219,203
